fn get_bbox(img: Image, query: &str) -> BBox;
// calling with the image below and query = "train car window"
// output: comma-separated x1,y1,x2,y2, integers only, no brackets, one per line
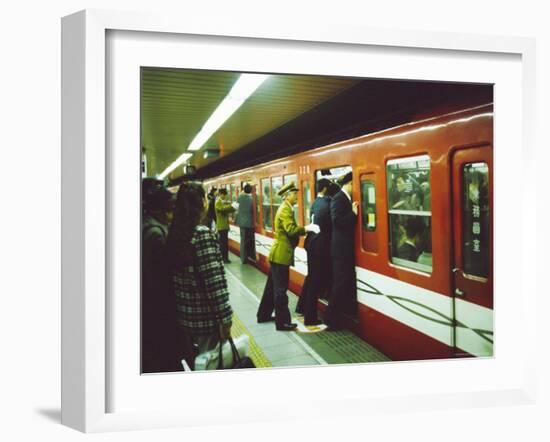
462,163,490,278
283,174,297,185
387,155,432,273
284,174,298,220
302,181,312,223
315,165,352,197
361,179,376,231
271,176,283,219
261,178,272,231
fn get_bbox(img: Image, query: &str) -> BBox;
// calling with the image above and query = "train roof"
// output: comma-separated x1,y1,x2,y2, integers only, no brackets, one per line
204,102,493,185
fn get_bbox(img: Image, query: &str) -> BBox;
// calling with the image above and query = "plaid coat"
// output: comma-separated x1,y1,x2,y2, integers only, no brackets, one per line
173,225,233,336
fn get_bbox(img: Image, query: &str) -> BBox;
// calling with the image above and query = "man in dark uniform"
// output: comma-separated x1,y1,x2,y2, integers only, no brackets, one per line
324,171,358,330
300,178,333,326
257,182,320,331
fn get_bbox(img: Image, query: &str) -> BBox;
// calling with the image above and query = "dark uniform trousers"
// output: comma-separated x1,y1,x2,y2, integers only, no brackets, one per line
257,262,291,325
303,250,331,323
218,229,229,261
324,261,357,327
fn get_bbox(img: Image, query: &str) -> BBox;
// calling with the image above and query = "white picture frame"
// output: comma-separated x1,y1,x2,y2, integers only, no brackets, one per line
61,9,537,433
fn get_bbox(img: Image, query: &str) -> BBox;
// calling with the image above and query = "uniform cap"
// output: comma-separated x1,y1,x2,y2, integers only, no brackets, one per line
278,181,299,197
338,171,353,186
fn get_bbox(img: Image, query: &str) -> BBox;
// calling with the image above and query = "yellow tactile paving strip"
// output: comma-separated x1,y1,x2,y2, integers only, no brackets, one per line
231,314,273,368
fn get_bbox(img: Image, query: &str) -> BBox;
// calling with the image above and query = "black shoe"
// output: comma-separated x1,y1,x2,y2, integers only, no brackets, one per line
276,323,298,331
257,316,276,323
304,319,323,326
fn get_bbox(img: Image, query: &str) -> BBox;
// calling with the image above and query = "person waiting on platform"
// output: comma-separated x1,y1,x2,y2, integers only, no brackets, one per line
300,178,333,326
396,216,426,262
142,184,181,372
215,188,236,263
235,183,256,264
166,182,233,369
324,172,358,331
257,182,320,331
205,187,218,230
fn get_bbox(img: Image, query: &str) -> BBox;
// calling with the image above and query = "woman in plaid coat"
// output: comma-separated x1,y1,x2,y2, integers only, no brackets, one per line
166,182,233,364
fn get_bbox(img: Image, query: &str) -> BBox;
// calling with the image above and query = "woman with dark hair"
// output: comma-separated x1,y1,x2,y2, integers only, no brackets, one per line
166,182,233,367
141,184,179,373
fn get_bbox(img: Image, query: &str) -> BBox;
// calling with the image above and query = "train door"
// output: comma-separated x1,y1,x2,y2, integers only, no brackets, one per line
451,145,493,357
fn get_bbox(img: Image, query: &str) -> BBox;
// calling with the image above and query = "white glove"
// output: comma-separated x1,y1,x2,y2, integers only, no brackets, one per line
231,202,239,210
304,223,320,234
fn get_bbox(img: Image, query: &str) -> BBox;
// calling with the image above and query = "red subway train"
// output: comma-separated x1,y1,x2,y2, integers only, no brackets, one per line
204,102,493,361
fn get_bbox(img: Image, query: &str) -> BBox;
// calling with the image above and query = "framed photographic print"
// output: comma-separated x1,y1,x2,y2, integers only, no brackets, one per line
61,9,537,433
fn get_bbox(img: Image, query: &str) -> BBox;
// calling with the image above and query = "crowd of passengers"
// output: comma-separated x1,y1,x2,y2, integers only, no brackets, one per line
141,171,432,372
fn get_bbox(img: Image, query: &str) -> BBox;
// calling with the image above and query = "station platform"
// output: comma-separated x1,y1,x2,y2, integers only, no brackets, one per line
224,252,390,368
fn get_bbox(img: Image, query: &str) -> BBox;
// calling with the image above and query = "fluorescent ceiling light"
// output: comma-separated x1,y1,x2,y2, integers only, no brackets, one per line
157,73,269,180
157,153,193,180
188,73,269,151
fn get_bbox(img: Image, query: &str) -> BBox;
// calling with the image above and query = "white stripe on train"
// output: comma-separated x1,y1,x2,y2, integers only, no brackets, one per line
228,225,493,358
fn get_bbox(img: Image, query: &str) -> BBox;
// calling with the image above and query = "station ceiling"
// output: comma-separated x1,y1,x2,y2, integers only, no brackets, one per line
141,68,492,182
141,68,359,180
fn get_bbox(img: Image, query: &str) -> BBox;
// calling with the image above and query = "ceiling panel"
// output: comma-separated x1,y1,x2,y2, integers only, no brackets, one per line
140,68,358,179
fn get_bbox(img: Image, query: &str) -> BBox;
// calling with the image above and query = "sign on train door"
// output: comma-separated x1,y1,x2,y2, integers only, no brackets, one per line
451,145,494,357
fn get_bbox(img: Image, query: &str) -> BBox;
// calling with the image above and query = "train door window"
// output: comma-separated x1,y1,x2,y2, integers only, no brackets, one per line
253,183,260,226
261,178,272,231
284,174,298,220
302,180,312,223
360,175,378,254
462,163,490,278
315,165,352,197
387,155,432,273
271,176,283,219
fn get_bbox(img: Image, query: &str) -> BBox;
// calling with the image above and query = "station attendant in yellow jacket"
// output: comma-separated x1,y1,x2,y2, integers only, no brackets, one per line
256,182,320,331
215,188,236,263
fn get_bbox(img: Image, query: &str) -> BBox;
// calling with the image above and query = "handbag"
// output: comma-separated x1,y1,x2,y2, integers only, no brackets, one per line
218,335,255,370
190,242,255,370
193,334,255,370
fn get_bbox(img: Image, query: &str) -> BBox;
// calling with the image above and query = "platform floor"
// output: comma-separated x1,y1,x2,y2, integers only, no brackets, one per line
224,252,390,368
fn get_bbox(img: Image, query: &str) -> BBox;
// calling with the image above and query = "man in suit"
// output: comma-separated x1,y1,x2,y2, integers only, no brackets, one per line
324,171,358,330
257,182,320,331
300,178,333,326
397,216,426,262
205,187,218,230
215,188,236,263
235,183,256,264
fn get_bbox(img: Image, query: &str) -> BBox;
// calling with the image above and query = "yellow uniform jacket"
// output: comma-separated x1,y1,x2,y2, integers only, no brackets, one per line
268,201,305,266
